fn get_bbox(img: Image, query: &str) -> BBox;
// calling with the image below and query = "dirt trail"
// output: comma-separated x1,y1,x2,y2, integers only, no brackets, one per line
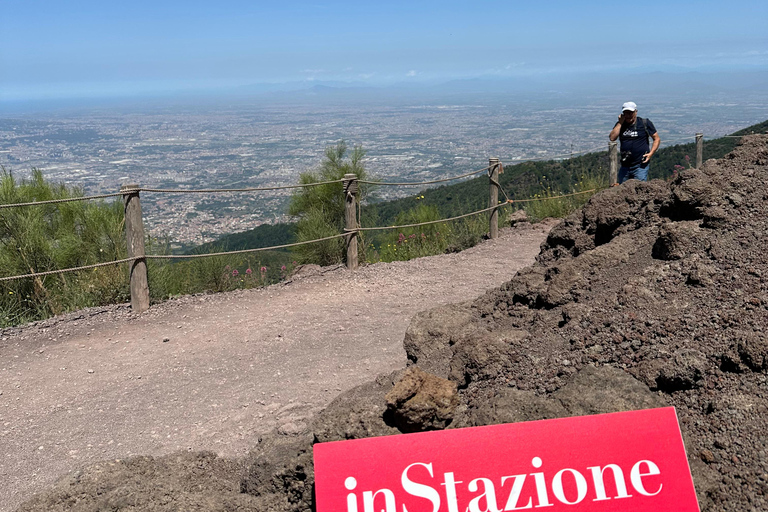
0,221,553,512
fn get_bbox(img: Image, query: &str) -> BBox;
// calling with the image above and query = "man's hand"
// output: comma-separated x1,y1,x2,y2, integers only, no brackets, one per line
610,113,626,141
642,152,651,164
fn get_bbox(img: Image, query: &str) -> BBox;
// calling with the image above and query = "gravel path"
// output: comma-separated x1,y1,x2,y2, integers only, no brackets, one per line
0,222,554,512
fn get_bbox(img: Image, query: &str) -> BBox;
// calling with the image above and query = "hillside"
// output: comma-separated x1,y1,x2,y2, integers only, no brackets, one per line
11,134,768,512
179,222,298,273
202,119,768,254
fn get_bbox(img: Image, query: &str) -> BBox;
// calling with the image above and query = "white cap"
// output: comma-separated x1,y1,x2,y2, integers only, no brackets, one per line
622,101,637,112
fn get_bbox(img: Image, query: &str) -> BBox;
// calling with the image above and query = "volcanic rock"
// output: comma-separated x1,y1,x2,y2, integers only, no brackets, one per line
385,366,459,432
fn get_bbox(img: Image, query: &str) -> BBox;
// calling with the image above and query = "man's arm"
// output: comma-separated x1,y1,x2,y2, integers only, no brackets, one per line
642,132,661,164
609,113,625,141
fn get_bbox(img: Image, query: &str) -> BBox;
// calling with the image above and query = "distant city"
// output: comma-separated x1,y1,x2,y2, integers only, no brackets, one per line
2,89,768,246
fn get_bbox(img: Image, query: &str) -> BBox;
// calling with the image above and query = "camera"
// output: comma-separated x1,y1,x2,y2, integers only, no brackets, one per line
620,151,632,164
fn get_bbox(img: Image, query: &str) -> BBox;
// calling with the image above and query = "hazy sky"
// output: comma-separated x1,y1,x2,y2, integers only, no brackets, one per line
1,0,767,100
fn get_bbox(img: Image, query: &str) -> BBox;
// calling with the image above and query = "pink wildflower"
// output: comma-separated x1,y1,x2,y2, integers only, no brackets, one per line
245,268,252,275
232,269,239,277
260,266,267,273
281,265,287,271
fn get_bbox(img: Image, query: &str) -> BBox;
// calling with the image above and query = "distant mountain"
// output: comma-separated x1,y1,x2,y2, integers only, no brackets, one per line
234,80,374,94
229,70,768,101
6,71,766,114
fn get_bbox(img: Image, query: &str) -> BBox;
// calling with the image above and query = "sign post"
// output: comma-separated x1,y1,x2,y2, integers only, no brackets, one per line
314,407,699,512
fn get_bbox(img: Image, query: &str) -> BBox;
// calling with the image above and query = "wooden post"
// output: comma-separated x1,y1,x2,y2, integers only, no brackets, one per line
121,184,150,313
695,133,703,169
489,158,500,239
343,173,359,269
609,141,618,185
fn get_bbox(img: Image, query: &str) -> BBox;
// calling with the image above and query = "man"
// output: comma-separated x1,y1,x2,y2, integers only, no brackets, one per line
609,101,661,183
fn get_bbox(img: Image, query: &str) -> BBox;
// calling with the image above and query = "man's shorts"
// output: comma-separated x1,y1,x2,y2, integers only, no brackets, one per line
618,163,649,184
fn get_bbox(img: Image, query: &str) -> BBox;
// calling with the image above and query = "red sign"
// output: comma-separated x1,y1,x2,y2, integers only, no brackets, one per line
314,407,699,512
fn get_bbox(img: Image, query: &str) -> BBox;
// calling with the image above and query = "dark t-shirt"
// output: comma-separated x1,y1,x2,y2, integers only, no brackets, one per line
618,117,657,167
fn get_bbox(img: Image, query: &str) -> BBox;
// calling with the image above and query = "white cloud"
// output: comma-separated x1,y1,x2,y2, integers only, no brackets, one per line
406,70,418,77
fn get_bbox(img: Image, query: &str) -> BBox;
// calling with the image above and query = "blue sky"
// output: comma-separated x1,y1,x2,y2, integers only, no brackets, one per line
1,0,766,100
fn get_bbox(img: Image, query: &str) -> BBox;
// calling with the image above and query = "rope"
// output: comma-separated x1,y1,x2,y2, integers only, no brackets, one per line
356,144,605,189
0,180,346,210
488,168,512,204
505,144,608,164
0,191,129,209
0,257,138,283
137,179,344,194
0,184,602,281
358,165,491,186
0,233,351,280
355,187,600,233
661,136,699,145
355,202,513,232
144,233,348,260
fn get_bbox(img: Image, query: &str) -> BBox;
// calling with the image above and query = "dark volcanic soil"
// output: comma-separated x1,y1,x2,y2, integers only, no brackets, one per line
14,136,768,512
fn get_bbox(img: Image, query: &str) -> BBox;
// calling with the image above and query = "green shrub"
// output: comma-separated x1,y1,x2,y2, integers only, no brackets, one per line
523,171,608,222
444,214,489,253
377,204,451,261
290,205,346,266
373,202,493,261
0,168,127,326
288,141,371,265
147,248,296,300
0,168,300,326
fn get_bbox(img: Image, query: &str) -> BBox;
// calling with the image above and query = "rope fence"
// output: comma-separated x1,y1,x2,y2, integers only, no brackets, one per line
358,164,491,186
0,257,138,283
136,178,345,194
0,191,130,209
354,202,512,232
144,233,350,260
0,187,596,283
0,180,348,209
0,130,747,310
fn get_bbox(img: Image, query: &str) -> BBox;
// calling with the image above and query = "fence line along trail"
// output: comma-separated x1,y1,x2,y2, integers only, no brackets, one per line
0,220,556,512
0,133,720,311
